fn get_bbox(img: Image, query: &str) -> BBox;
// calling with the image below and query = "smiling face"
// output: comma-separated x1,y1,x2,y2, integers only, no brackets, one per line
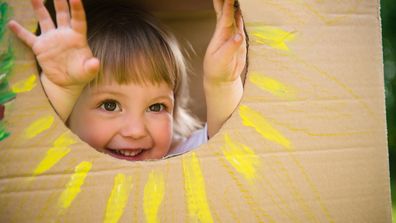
68,80,174,161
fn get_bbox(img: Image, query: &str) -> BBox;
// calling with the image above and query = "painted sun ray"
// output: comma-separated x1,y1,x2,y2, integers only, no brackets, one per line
273,157,319,222
249,71,297,100
291,155,335,223
239,105,292,150
104,173,133,223
11,74,37,93
222,133,260,182
33,131,76,176
143,171,165,223
214,148,275,223
247,23,296,51
182,152,214,223
231,130,308,223
24,115,54,139
58,161,92,215
288,52,380,123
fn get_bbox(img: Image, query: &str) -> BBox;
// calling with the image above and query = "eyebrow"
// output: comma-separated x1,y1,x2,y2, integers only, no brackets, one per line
150,95,174,104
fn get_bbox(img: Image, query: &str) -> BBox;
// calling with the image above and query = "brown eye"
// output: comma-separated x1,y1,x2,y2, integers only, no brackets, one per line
100,100,120,112
147,103,165,112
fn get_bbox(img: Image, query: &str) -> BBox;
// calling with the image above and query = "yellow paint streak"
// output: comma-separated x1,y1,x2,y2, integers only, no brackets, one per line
291,156,335,223
104,174,133,223
182,153,213,223
239,105,292,150
11,74,37,93
58,161,92,213
24,115,54,139
290,0,363,25
222,134,260,182
214,148,275,223
289,52,380,122
249,71,296,100
33,132,76,176
248,24,296,51
143,171,165,223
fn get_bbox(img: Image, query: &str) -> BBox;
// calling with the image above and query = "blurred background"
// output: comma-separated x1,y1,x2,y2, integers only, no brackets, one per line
381,0,396,221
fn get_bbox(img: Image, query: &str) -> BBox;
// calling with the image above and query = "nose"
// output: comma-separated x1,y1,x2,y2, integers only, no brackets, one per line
120,113,148,139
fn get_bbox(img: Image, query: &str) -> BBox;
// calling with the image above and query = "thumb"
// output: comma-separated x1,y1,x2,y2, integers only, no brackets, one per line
83,57,100,80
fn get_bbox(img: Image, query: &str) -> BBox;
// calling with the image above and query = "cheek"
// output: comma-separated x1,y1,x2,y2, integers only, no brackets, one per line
69,111,114,150
149,115,173,152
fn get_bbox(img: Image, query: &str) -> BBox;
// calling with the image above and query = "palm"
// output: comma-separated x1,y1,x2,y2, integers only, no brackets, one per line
8,0,99,88
33,29,94,87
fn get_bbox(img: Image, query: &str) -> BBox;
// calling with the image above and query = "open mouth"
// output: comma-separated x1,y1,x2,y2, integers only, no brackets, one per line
106,148,146,161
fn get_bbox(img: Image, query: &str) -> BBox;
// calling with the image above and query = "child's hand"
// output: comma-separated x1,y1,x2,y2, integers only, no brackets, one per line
203,0,246,138
8,0,99,121
204,0,246,85
8,0,99,88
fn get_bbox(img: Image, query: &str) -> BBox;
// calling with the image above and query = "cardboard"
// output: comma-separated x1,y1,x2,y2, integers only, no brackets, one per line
0,0,392,222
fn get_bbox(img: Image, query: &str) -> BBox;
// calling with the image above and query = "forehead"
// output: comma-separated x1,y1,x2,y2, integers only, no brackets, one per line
85,80,174,98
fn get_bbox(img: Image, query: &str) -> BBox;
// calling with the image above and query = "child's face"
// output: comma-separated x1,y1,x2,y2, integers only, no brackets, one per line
68,80,174,161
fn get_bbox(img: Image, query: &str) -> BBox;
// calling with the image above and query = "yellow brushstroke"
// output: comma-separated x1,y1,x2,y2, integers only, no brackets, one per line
33,131,76,176
24,115,54,139
144,171,165,223
222,134,260,182
104,173,133,223
248,24,296,51
239,105,292,150
182,153,214,223
249,71,296,100
58,161,92,214
11,74,37,93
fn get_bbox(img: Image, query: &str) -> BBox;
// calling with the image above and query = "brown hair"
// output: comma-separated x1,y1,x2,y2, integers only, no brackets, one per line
84,0,201,138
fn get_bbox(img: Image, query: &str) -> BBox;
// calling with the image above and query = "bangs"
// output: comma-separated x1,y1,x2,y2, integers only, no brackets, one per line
87,10,183,89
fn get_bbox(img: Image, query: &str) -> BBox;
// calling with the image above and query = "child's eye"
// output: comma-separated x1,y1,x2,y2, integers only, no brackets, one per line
147,103,166,112
99,100,121,112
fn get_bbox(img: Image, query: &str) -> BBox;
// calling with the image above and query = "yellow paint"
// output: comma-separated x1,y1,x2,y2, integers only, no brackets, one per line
104,173,133,223
182,153,214,223
248,24,296,51
33,131,76,176
143,171,165,223
249,71,296,100
11,74,37,93
222,134,260,182
24,115,54,139
58,161,92,213
239,105,292,150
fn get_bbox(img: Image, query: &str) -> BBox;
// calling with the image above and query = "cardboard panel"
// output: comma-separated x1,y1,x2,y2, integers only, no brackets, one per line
0,0,391,222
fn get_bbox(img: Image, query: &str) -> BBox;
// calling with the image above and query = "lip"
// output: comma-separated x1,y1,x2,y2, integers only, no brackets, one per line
105,148,146,161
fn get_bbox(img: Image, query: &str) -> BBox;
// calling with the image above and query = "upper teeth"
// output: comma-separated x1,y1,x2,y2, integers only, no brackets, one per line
117,149,142,157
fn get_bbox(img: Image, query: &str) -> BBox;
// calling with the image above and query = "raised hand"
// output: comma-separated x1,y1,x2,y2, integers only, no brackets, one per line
204,0,246,84
8,0,99,87
203,0,247,138
8,0,99,121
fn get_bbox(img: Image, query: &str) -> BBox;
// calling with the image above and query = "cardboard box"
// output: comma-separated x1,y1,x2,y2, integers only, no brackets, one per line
0,0,392,222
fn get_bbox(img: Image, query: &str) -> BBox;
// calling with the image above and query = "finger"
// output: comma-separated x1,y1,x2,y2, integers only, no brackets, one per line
70,0,87,34
31,0,55,32
213,0,224,18
219,0,235,28
83,57,100,80
54,0,71,28
235,8,244,37
8,20,37,47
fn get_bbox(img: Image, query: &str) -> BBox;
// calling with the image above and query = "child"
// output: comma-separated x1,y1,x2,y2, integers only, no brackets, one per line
8,0,247,161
